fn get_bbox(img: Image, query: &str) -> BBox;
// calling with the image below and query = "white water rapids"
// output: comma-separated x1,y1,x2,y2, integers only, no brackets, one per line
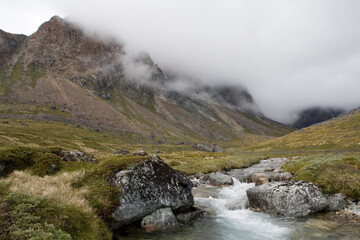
194,178,291,240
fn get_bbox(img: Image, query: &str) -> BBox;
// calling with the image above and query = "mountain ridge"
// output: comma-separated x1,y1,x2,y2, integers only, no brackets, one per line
0,16,293,143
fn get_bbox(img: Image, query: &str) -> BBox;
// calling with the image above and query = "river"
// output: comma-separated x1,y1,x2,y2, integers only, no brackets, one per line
118,158,360,240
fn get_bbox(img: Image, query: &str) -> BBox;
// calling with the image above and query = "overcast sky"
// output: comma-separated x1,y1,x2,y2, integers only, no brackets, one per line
1,0,359,123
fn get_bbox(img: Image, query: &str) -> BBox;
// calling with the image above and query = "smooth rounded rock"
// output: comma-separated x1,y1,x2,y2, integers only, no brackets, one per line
246,180,329,217
141,208,179,232
209,172,233,185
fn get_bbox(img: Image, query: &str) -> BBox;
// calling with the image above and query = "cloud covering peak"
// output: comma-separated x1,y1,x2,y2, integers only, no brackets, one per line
1,0,359,123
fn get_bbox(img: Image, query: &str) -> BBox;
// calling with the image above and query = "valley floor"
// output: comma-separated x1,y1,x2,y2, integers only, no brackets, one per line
0,118,359,239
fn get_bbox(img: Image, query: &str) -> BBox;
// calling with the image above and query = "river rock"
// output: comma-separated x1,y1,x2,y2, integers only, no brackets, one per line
255,177,269,186
209,172,233,185
110,156,194,229
248,173,271,183
176,209,203,225
325,193,346,212
192,143,224,153
141,208,179,232
273,172,293,181
60,150,97,163
195,172,205,179
246,180,329,217
264,168,275,172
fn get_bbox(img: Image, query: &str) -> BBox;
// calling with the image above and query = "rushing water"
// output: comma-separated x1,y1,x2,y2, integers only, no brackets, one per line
118,159,360,240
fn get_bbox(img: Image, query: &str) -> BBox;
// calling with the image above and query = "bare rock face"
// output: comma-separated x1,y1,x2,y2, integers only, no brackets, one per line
246,181,329,217
141,208,179,232
192,143,224,153
0,30,26,66
110,156,194,229
209,172,233,186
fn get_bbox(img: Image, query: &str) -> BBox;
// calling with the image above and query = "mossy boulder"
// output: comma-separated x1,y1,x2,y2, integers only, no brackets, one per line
109,155,194,229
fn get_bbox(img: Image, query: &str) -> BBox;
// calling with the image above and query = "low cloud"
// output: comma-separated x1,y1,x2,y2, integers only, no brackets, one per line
1,0,359,123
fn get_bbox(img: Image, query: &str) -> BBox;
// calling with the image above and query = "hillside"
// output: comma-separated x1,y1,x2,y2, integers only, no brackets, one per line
0,16,293,145
251,107,360,151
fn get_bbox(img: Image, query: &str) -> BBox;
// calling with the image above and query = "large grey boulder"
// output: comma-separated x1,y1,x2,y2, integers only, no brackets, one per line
246,181,329,217
110,156,194,229
141,208,179,232
209,172,233,185
192,143,224,153
60,150,97,163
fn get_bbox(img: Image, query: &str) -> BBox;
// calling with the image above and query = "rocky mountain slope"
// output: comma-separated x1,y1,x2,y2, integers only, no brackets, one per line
0,16,293,143
252,107,360,150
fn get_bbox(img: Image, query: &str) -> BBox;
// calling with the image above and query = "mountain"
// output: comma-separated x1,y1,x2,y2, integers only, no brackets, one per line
252,107,360,151
292,107,345,129
0,16,293,144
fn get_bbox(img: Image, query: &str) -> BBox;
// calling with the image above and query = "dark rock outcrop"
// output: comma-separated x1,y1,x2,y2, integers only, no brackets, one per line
110,156,194,229
246,180,328,217
60,150,97,163
192,143,224,153
141,208,179,232
209,172,233,185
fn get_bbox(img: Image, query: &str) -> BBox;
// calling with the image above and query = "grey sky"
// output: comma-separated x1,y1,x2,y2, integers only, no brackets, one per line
1,0,359,123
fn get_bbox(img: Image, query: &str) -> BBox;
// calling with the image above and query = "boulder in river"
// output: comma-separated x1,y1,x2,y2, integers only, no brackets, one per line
209,172,233,185
192,143,224,153
110,156,194,229
141,208,179,232
246,180,329,217
273,172,293,181
248,173,271,183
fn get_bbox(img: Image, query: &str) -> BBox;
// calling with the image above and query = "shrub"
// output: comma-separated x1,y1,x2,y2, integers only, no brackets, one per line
31,152,61,177
0,193,111,240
